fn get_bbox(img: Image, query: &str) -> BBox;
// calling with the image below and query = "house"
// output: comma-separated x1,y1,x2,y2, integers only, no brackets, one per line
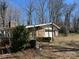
5,20,18,28
26,23,60,40
0,20,17,46
0,20,17,37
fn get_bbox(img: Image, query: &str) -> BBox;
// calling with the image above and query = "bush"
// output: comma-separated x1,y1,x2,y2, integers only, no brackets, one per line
11,25,29,52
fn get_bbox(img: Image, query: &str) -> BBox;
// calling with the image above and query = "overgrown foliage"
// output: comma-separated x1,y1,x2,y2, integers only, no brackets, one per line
11,25,29,52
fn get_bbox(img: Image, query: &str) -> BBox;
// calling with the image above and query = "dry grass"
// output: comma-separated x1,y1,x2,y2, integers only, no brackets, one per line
0,49,40,59
54,33,79,42
39,34,79,59
52,33,79,48
1,33,79,59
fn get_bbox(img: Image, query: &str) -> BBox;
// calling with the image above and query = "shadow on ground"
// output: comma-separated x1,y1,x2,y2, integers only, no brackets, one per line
40,41,79,52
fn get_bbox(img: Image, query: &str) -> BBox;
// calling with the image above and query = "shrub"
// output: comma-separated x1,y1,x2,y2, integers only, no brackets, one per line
11,25,29,52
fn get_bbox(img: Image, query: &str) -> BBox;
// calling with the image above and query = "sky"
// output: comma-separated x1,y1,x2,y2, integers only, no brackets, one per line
8,0,76,8
7,0,79,25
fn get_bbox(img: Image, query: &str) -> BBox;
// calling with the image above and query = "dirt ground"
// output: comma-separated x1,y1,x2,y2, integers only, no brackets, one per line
1,34,79,59
0,49,40,59
0,41,79,59
40,42,79,59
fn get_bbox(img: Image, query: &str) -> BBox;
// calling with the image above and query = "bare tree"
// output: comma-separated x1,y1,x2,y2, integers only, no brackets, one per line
48,0,64,23
13,8,20,25
6,7,21,28
36,0,47,24
0,0,8,27
64,3,76,35
26,0,34,25
72,15,79,33
6,7,12,28
74,18,77,32
48,0,64,41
